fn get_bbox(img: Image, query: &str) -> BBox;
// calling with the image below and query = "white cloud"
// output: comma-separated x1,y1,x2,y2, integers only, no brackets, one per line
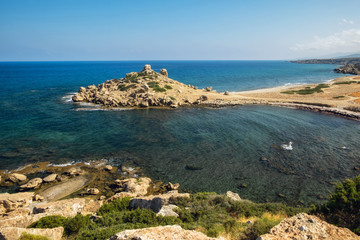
342,18,354,25
291,29,360,52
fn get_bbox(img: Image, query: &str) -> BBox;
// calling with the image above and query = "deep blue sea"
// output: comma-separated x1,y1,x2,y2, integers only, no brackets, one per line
1,60,359,205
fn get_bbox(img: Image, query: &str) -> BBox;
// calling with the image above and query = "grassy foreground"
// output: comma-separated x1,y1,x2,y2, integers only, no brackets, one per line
28,175,360,240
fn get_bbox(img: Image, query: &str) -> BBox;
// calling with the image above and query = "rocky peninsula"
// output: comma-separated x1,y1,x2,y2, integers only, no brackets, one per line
72,64,360,121
72,64,231,108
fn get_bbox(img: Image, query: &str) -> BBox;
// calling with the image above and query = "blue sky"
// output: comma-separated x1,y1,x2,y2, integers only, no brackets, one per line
1,0,360,61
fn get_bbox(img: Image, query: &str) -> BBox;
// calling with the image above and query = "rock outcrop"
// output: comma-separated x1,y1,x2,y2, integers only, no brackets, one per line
109,225,223,240
334,63,360,75
7,173,27,183
0,227,64,240
258,213,360,240
20,177,42,189
0,192,34,215
72,64,225,108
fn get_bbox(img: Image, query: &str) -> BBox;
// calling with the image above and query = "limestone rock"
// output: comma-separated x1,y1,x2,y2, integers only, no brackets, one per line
33,194,44,202
224,91,229,95
129,190,190,213
104,165,113,171
106,192,135,203
20,178,42,189
43,173,57,182
0,192,34,215
226,191,241,201
205,86,213,92
8,173,27,183
165,182,180,190
115,177,152,197
81,200,103,215
64,167,83,176
157,204,179,217
0,227,64,240
258,213,360,240
160,68,168,77
110,225,223,240
33,198,85,216
86,188,100,195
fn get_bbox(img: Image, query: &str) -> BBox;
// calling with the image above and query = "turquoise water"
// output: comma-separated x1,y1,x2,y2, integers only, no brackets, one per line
0,60,359,205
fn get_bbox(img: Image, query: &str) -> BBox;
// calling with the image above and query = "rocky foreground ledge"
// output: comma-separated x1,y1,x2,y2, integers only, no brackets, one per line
72,64,231,108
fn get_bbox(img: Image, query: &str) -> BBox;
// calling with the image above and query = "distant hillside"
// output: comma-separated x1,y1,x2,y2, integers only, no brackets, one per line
290,57,360,65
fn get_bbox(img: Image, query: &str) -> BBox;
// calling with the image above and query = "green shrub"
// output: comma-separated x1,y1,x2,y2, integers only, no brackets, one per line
118,84,137,91
64,214,96,236
243,217,281,240
123,208,157,224
19,233,49,240
164,85,173,89
313,175,360,234
98,197,131,215
334,81,357,85
147,81,166,92
169,96,176,101
29,215,68,228
281,84,329,95
333,96,345,99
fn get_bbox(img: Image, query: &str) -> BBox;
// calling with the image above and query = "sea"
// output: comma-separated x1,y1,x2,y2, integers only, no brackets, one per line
0,60,359,205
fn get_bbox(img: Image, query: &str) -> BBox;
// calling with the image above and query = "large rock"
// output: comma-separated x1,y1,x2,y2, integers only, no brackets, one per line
20,177,42,189
43,173,57,183
129,190,190,213
160,68,168,77
7,173,27,183
109,225,223,240
33,198,85,216
258,213,360,240
116,177,152,197
0,192,34,215
226,191,241,201
0,227,64,240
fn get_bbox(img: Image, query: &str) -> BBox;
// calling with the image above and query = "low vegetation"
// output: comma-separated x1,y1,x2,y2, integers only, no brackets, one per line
333,81,358,85
148,81,166,92
281,84,330,95
312,174,360,235
118,83,137,91
333,95,345,99
29,195,304,240
19,233,49,240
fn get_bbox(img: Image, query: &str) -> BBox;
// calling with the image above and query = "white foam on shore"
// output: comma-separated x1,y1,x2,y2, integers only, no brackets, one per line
61,93,76,103
47,161,76,167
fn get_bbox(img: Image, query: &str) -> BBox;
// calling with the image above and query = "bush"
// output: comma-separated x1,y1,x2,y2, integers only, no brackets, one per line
64,214,96,236
314,175,360,234
19,233,49,240
164,85,173,89
98,197,131,215
29,215,68,229
281,84,329,95
244,217,281,240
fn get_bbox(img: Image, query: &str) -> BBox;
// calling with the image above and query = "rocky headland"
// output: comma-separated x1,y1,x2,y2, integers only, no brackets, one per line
72,64,231,109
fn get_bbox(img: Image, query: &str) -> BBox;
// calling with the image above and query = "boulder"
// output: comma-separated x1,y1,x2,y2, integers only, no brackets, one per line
8,173,27,183
129,190,190,213
104,165,113,171
115,177,152,197
157,204,179,217
109,225,223,240
226,191,241,201
0,227,64,240
160,68,168,77
20,178,42,189
64,167,83,176
0,192,34,214
43,173,57,182
81,200,103,215
205,86,213,92
86,188,100,195
165,182,180,191
33,194,44,202
224,91,229,95
257,213,360,240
